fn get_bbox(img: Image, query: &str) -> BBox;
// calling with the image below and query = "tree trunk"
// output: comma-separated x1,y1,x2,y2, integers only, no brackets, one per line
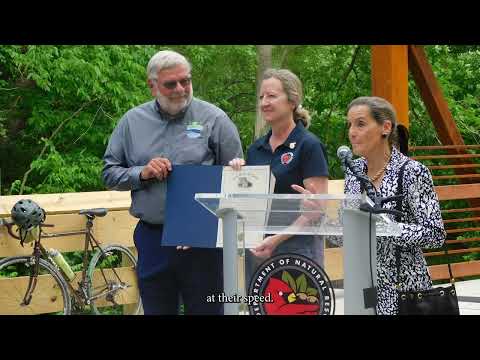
255,45,273,139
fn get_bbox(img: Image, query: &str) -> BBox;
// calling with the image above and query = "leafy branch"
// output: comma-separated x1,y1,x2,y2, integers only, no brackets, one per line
72,101,105,145
0,87,19,91
16,98,98,195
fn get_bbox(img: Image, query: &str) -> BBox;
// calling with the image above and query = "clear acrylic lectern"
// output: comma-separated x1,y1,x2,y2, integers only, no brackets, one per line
195,193,401,315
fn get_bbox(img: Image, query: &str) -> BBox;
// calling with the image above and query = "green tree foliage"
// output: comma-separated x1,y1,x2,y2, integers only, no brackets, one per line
0,45,479,195
0,45,158,194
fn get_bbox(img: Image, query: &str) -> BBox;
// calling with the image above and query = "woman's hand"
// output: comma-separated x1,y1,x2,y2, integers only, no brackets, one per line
291,184,312,195
291,184,325,222
228,158,246,171
251,235,281,259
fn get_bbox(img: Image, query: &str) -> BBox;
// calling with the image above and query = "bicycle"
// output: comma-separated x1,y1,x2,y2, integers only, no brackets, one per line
0,206,142,315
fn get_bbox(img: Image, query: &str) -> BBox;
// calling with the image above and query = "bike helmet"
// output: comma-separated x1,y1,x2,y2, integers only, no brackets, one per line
11,199,46,230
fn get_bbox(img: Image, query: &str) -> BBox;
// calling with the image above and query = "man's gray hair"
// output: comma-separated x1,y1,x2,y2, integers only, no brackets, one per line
146,50,192,81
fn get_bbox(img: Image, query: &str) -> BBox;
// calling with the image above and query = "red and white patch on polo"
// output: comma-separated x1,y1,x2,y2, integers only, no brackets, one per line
281,152,294,165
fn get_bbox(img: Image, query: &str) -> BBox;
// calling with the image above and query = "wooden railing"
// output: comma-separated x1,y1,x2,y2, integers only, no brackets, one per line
426,183,480,281
410,145,480,185
410,145,480,281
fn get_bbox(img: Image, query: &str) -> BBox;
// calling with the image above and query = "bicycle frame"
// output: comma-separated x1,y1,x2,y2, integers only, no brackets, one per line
1,215,117,311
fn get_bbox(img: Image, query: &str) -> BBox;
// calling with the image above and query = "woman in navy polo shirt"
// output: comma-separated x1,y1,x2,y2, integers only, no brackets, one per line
230,68,329,264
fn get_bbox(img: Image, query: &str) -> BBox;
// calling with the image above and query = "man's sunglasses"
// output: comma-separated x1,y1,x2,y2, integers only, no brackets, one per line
160,77,192,90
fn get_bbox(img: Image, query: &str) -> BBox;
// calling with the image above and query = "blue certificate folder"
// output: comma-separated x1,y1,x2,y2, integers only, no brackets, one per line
162,165,223,248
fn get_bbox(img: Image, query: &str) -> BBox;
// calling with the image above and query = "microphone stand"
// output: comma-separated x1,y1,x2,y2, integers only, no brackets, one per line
341,160,403,218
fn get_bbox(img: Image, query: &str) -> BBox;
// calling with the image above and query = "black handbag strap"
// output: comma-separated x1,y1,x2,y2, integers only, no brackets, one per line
394,160,454,288
394,160,409,289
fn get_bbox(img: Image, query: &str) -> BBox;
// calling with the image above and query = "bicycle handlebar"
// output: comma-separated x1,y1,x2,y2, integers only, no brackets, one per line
0,218,12,226
0,218,54,241
0,218,20,239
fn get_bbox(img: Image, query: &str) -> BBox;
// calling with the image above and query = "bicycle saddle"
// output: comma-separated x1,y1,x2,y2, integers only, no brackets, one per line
79,208,108,217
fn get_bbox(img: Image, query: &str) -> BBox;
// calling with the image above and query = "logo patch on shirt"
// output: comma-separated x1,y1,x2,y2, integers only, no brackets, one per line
281,152,294,165
186,121,203,139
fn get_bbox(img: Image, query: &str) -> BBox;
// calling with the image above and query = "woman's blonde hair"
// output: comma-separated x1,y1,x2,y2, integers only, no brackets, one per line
263,68,311,128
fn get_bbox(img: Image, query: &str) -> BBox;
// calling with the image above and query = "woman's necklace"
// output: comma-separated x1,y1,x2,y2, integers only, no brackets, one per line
368,152,391,183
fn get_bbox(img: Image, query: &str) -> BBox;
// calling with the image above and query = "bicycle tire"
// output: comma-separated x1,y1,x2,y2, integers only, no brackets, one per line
87,245,142,315
0,256,72,315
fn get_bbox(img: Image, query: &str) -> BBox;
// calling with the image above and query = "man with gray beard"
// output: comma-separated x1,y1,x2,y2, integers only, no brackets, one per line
102,50,243,314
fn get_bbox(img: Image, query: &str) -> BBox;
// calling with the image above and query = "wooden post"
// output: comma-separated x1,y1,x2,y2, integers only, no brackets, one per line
371,45,409,129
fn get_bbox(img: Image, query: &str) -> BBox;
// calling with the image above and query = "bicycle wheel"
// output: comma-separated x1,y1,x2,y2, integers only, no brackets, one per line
0,256,72,315
87,245,141,315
